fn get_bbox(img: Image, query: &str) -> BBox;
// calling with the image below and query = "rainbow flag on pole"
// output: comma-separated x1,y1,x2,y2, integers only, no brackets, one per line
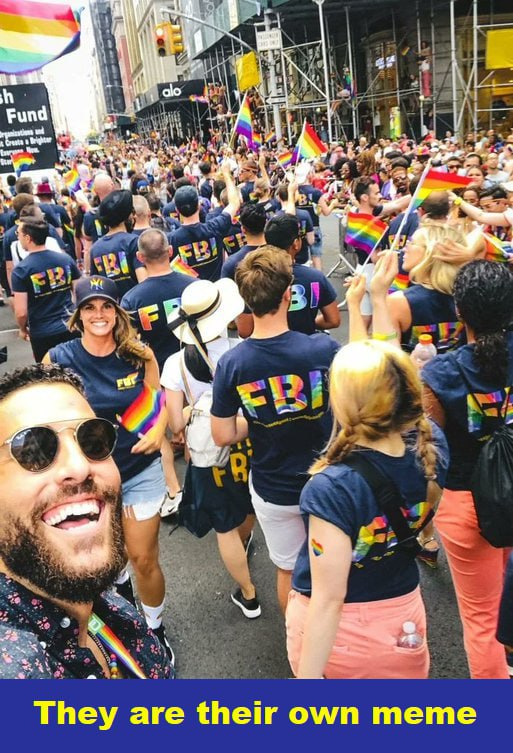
412,169,473,210
483,233,513,263
63,166,81,192
345,212,388,255
277,150,294,169
265,131,275,144
116,384,165,436
297,121,326,160
252,132,262,149
0,0,82,75
11,150,35,174
233,94,253,144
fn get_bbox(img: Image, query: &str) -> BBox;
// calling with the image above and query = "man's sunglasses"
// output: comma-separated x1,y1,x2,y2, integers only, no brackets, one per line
1,418,118,472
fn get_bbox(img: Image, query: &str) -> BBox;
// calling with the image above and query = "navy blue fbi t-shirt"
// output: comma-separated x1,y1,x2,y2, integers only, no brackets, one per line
288,264,337,335
169,212,232,281
209,206,246,256
292,428,449,603
90,232,140,297
120,271,193,372
83,210,106,242
422,332,513,491
220,244,260,281
212,331,339,505
297,185,323,227
10,250,80,338
400,285,463,354
48,339,159,483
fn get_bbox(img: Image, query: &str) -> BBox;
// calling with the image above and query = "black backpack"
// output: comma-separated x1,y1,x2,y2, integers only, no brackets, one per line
456,360,513,547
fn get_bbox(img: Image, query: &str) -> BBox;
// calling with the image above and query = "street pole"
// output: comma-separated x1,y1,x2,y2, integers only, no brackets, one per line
313,0,332,143
264,10,282,141
345,6,358,139
450,0,459,140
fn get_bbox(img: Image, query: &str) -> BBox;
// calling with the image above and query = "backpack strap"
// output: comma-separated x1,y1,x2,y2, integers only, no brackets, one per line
179,351,195,408
343,453,422,555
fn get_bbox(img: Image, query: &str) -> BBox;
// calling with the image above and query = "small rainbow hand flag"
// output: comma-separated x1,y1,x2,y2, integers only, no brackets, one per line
345,212,388,255
233,94,253,143
265,130,275,144
277,150,294,169
412,169,473,210
116,384,165,436
11,150,35,174
483,233,513,263
63,167,81,192
252,132,262,149
298,122,326,160
170,256,199,278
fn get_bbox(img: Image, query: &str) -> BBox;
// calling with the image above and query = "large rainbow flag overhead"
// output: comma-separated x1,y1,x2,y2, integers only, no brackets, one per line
412,169,473,210
345,212,388,255
0,0,82,75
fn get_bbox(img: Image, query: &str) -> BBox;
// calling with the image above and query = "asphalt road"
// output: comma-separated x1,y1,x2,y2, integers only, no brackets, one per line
0,213,469,678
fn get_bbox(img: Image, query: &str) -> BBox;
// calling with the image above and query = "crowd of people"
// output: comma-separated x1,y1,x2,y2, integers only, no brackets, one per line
0,121,513,679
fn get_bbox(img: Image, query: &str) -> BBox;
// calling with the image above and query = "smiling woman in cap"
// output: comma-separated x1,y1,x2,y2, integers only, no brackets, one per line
161,278,261,619
42,274,175,664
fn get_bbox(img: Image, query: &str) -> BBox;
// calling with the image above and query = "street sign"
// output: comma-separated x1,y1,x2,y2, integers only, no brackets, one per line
266,96,286,106
256,29,282,52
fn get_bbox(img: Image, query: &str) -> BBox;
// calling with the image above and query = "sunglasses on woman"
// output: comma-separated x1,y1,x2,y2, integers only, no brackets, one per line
1,418,118,473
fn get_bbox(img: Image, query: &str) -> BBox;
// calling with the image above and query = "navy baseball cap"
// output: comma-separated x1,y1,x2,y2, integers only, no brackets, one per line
75,276,119,307
174,185,199,217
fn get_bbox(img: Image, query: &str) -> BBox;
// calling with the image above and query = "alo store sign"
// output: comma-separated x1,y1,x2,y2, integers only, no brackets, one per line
158,79,205,102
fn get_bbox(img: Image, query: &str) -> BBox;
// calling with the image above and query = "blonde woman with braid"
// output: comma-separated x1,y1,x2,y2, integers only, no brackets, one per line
286,339,448,679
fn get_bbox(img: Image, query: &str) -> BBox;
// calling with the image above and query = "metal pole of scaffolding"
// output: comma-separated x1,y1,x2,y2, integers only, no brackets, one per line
430,0,437,135
313,0,332,143
416,2,424,138
345,5,358,138
473,0,478,134
450,0,459,139
277,12,292,144
264,10,282,140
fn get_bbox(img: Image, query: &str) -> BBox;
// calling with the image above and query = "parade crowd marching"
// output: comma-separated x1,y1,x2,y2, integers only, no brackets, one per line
1,117,513,680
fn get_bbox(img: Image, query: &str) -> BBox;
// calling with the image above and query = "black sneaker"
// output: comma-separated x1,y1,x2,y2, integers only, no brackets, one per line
153,624,175,667
231,588,261,619
116,576,137,608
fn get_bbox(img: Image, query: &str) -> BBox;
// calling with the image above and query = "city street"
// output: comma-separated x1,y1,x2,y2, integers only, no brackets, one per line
0,213,469,679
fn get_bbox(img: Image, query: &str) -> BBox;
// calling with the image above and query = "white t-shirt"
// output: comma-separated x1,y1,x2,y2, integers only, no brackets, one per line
160,335,239,404
505,207,513,227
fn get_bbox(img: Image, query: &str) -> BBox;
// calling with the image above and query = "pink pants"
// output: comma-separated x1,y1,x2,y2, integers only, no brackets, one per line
286,586,429,679
435,489,510,679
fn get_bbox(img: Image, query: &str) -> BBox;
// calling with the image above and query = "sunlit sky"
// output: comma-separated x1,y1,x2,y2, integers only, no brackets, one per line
38,0,95,139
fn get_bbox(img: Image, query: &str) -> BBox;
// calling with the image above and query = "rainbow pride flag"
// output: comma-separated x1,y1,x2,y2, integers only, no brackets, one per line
345,212,388,255
265,131,275,144
277,150,294,168
0,0,82,75
116,384,165,436
233,94,253,143
63,167,81,192
170,256,199,278
252,132,262,148
483,233,513,263
412,169,473,210
11,150,35,174
297,122,326,160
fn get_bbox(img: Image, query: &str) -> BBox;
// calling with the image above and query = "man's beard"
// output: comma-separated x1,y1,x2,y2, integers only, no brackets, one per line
0,479,125,603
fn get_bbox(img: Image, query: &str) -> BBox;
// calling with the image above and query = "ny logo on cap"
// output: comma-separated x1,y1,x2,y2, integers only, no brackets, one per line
90,277,104,291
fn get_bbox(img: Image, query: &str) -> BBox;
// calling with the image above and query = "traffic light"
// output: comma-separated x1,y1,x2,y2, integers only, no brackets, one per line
155,25,167,57
169,24,184,55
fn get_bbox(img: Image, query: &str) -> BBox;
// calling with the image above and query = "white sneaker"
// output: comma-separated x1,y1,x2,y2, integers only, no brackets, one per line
160,490,182,518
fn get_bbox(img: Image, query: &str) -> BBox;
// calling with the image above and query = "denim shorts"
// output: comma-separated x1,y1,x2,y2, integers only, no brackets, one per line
121,457,166,521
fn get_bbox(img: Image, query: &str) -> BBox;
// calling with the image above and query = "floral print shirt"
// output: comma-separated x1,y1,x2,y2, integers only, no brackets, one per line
0,574,173,679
